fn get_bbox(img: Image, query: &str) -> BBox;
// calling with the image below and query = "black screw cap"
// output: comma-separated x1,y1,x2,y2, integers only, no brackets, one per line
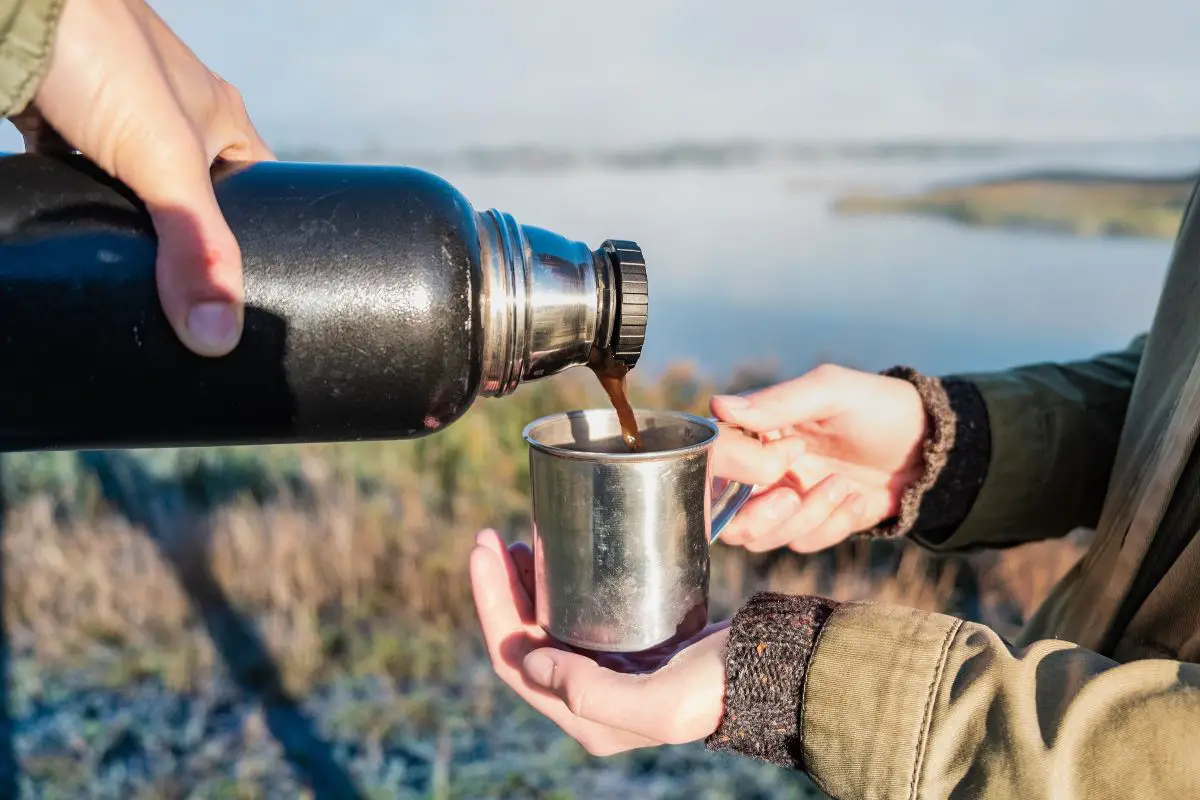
601,239,648,368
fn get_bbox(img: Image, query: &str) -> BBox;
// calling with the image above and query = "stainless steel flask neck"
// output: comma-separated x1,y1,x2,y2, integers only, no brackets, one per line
477,209,647,397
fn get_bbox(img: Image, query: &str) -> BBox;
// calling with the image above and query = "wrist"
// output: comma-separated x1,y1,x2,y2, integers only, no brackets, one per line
706,592,840,770
871,367,990,539
894,377,932,490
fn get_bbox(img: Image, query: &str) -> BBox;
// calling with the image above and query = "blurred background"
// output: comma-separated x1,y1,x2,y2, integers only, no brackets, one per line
1,1,1197,797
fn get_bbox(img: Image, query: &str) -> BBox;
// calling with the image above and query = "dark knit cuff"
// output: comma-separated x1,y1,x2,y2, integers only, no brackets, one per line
867,367,991,540
706,592,840,771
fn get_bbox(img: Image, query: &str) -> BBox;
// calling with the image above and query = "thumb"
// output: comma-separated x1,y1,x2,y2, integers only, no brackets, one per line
711,367,842,433
117,132,245,357
523,649,688,742
524,629,729,745
30,0,246,358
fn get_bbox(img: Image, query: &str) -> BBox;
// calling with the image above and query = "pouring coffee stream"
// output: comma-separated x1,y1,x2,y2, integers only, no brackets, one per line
588,347,645,452
587,237,649,452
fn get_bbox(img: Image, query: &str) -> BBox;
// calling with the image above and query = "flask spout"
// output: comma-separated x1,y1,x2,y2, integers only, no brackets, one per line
477,210,647,397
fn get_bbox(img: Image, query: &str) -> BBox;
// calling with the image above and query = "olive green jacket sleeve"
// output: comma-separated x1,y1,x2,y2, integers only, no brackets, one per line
710,593,1200,800
0,0,64,118
914,334,1146,553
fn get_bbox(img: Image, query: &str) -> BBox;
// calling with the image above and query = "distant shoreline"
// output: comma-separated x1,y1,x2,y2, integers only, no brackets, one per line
273,140,1200,241
276,136,1200,175
832,169,1197,240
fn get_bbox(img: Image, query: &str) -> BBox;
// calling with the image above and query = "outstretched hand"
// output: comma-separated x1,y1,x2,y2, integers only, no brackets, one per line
10,0,275,356
469,528,728,756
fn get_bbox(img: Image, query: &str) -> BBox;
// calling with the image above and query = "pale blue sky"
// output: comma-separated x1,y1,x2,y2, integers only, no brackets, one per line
5,1,1200,151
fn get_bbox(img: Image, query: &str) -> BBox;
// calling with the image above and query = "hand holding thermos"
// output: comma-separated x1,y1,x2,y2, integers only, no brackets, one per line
10,0,274,356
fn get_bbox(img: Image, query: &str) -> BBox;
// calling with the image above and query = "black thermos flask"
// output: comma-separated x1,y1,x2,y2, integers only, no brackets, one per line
0,152,649,451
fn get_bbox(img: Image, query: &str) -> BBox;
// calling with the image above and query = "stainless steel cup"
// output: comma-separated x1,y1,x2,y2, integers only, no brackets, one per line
522,408,753,653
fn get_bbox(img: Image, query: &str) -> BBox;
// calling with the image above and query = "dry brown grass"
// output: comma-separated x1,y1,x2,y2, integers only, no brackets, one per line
1,487,1084,696
2,486,485,692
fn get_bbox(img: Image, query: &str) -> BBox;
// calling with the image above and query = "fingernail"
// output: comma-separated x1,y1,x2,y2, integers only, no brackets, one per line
524,651,556,687
714,395,750,409
186,301,240,352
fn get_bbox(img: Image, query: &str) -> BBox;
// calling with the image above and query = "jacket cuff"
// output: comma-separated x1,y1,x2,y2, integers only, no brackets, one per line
867,367,991,541
705,591,840,769
800,602,963,798
0,0,67,117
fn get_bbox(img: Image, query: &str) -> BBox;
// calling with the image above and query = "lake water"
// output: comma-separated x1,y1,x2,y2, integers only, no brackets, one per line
435,141,1200,383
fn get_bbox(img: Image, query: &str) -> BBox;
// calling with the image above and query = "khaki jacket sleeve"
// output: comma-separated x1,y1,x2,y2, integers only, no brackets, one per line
0,0,64,118
913,334,1145,553
801,601,1200,800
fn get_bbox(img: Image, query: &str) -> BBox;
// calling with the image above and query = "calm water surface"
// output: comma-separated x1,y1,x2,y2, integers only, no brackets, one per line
440,146,1200,381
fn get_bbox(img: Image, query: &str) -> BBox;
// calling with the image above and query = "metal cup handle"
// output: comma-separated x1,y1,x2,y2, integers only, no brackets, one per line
710,477,755,543
708,417,759,544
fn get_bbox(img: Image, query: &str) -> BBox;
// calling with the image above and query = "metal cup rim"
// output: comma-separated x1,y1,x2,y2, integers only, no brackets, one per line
521,408,719,462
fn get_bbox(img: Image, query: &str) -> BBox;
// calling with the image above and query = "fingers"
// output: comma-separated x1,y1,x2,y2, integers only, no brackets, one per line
469,531,521,637
33,0,266,358
473,529,534,624
509,540,536,603
137,102,259,358
36,0,245,357
712,427,807,488
8,110,72,154
129,0,275,163
125,6,268,355
786,489,869,553
725,476,868,553
143,163,246,357
522,650,666,737
468,537,569,712
711,364,845,434
718,486,802,547
208,77,276,163
145,199,244,360
719,474,873,552
469,532,560,705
